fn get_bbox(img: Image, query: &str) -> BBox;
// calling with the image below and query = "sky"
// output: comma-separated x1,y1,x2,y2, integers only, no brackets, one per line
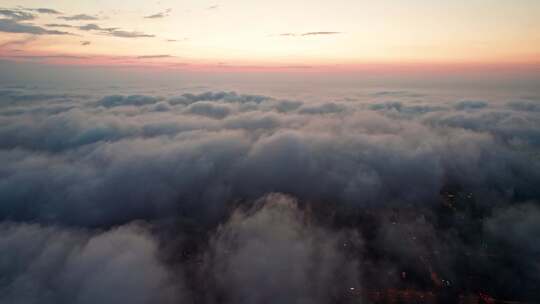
2,2,540,303
1,0,539,71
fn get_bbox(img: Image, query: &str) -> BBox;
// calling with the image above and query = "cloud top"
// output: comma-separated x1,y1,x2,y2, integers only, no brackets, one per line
0,87,539,303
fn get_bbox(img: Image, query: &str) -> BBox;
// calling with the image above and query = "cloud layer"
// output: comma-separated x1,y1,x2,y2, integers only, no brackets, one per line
0,87,539,302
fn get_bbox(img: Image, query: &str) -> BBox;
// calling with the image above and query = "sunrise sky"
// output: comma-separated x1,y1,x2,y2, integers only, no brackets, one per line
2,2,540,304
1,0,539,71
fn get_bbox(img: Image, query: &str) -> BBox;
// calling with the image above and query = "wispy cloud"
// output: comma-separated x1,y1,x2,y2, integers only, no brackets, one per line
26,8,62,15
44,23,74,28
277,31,342,37
0,35,38,48
44,22,153,39
214,63,313,70
166,38,188,42
144,12,166,19
144,8,171,19
136,55,173,59
301,31,341,36
78,23,117,32
4,54,89,60
107,30,154,38
0,19,71,35
58,14,98,21
207,5,219,10
0,9,36,21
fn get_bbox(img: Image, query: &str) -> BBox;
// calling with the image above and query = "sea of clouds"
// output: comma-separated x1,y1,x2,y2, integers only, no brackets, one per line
0,86,539,303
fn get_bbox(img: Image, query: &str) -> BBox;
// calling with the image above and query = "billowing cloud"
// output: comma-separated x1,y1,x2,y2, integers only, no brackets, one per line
507,100,540,112
204,194,361,304
297,102,346,114
0,88,539,303
96,94,162,107
184,101,233,118
0,223,185,304
454,100,488,110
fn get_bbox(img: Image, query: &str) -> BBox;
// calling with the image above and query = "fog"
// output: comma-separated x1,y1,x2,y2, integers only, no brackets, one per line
1,68,540,303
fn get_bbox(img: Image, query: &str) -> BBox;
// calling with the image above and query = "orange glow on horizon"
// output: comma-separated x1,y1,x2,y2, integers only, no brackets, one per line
1,0,539,73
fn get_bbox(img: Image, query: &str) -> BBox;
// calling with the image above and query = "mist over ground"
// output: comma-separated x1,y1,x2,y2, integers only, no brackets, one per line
1,79,539,303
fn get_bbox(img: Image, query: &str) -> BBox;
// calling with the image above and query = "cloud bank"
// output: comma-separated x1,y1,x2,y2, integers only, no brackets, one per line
0,87,539,303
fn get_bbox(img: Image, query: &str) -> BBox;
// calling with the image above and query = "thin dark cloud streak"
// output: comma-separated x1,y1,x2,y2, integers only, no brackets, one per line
0,9,36,21
58,14,98,21
3,54,90,60
0,19,72,35
0,35,37,48
45,23,74,28
145,12,167,18
107,30,155,38
78,23,117,32
301,31,341,36
24,8,62,14
44,22,154,39
137,55,173,59
277,31,342,37
166,38,188,42
144,8,172,19
0,54,189,67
